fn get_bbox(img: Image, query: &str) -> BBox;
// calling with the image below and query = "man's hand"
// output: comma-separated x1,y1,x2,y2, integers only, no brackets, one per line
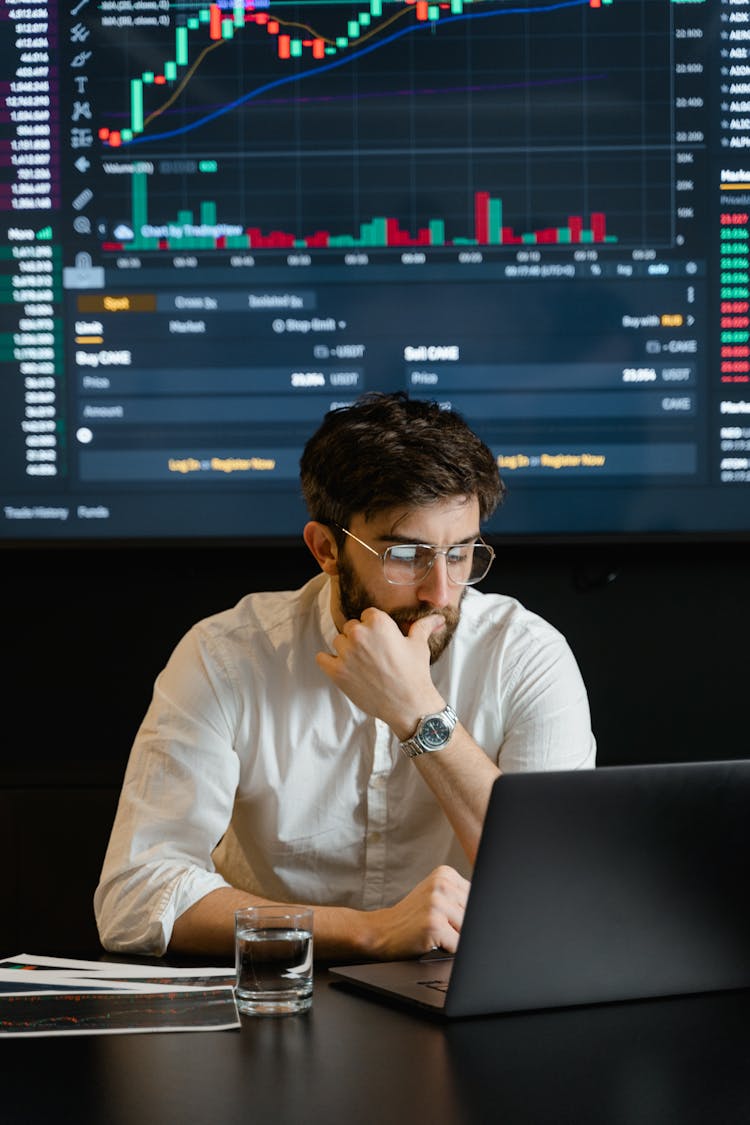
362,865,470,959
316,608,445,737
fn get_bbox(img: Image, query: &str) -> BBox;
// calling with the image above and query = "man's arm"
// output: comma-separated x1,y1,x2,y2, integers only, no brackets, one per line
169,866,470,960
316,608,500,864
406,728,500,863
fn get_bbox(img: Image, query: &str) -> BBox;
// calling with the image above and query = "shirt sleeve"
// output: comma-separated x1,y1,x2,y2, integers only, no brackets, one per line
497,622,597,774
93,625,242,955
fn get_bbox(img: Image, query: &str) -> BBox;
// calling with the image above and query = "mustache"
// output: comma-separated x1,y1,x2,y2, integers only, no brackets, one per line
389,604,459,633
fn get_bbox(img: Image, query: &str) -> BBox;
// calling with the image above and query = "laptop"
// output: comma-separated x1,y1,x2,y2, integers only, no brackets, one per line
330,760,750,1018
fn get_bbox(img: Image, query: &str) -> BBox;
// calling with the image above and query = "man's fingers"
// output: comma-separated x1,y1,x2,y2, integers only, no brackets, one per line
408,613,445,643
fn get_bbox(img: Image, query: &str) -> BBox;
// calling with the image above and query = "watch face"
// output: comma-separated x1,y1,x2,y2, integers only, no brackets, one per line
420,716,450,749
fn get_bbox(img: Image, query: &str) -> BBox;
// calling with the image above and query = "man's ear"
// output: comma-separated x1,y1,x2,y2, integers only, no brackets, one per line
303,521,340,575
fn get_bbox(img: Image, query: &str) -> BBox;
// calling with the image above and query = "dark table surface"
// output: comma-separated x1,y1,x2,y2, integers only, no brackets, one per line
3,965,750,1125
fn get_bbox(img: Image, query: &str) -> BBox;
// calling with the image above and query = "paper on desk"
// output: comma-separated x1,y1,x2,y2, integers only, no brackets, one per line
0,953,235,992
0,953,240,1036
0,970,187,995
4,953,233,977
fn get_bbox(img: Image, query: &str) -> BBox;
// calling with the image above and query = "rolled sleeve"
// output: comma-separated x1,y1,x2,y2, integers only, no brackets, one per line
94,628,241,954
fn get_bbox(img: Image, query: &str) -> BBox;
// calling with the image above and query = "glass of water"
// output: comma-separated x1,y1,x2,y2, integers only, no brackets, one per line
234,905,314,1016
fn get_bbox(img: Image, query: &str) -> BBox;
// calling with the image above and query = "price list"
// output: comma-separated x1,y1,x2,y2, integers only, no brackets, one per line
1,0,64,486
718,0,750,481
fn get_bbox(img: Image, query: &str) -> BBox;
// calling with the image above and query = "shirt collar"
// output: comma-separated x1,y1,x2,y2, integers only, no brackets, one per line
316,574,340,653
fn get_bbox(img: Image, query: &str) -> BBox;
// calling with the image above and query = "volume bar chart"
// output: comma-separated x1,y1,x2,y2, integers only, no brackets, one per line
106,177,617,251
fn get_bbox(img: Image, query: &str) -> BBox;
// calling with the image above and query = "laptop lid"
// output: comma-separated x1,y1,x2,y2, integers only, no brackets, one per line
330,760,750,1018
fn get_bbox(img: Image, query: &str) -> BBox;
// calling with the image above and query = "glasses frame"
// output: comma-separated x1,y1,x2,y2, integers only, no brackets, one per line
335,525,495,587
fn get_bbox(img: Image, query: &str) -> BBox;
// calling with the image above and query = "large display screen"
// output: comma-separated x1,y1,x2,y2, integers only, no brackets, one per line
1,0,744,543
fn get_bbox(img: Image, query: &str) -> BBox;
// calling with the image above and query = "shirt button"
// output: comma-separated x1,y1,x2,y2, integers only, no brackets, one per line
369,831,383,845
370,775,387,790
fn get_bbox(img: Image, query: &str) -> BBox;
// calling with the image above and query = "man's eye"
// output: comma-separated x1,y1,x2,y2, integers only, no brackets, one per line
389,546,419,563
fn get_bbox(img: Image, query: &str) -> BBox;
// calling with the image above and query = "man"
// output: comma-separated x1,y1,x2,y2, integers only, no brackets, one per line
95,392,595,960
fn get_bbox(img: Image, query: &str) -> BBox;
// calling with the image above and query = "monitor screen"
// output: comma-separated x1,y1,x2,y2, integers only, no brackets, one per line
2,0,744,544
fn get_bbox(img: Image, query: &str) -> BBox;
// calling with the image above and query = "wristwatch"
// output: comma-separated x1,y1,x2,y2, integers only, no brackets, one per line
400,704,458,759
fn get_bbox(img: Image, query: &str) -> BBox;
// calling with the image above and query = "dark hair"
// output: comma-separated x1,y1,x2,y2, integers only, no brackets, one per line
300,392,505,531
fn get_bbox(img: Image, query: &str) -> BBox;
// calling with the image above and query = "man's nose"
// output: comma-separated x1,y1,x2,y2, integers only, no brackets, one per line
415,552,452,605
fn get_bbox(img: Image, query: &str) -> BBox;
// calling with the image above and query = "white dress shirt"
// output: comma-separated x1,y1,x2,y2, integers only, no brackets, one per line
94,572,596,954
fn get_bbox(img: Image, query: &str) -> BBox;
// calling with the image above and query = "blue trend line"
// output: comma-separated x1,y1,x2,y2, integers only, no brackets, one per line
122,0,592,146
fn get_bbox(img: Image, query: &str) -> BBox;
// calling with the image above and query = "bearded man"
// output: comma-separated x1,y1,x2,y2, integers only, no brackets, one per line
95,392,596,959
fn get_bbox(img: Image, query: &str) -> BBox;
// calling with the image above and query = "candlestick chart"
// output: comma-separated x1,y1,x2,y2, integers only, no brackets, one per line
89,0,673,254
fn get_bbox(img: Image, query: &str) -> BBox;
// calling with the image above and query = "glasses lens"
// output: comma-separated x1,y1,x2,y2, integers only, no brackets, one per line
382,543,494,585
446,544,494,584
384,544,432,584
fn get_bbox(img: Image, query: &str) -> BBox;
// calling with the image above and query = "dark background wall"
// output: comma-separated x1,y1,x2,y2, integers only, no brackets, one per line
2,537,748,956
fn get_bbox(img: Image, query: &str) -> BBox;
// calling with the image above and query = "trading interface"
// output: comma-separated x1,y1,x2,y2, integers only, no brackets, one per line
1,0,745,540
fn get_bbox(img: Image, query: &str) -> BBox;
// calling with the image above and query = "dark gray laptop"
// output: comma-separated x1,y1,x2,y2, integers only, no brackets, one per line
330,760,750,1018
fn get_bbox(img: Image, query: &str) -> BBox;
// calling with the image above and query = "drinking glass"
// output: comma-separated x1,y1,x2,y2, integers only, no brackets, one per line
234,905,314,1016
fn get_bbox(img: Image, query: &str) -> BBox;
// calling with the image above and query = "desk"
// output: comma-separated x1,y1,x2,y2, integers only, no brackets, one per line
3,968,750,1125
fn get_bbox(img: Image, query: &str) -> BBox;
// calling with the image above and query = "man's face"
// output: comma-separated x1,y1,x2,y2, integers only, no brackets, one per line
333,497,481,663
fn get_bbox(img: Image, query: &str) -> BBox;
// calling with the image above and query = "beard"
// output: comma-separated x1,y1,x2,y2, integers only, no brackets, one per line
336,555,462,664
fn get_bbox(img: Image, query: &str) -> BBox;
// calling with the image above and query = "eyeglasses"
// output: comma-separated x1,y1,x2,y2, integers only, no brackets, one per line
337,526,495,586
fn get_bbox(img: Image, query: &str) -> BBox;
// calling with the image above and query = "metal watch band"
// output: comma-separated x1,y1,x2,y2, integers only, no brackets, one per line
399,704,458,759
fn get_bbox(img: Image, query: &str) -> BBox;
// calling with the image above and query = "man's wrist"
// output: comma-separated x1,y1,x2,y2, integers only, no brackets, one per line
391,695,447,743
400,703,458,759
